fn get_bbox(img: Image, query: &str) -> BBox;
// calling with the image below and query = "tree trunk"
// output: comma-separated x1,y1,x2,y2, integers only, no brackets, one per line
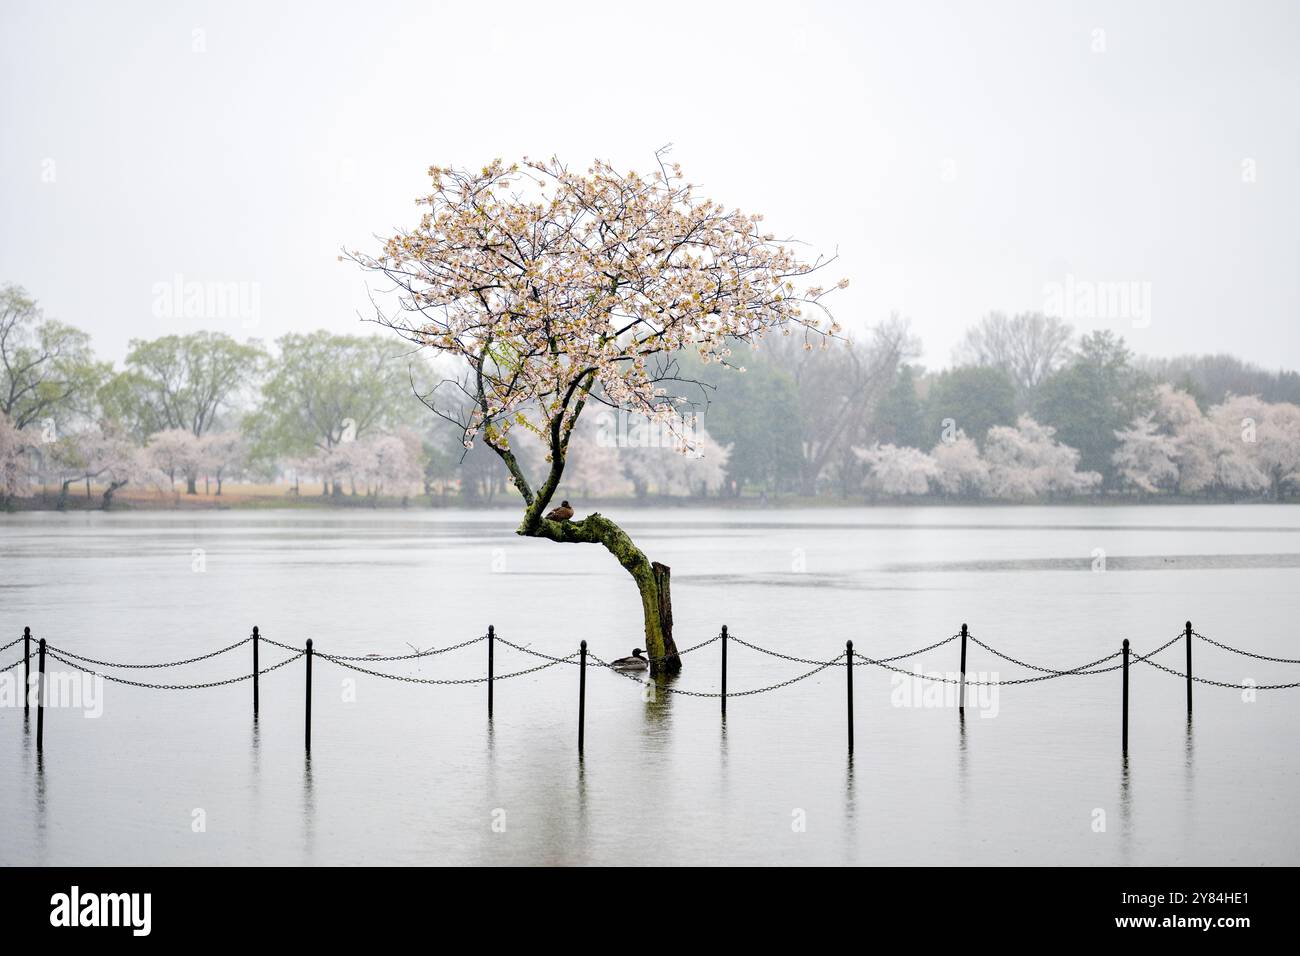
186,475,197,495
651,561,679,674
523,511,682,676
102,479,128,510
57,478,74,511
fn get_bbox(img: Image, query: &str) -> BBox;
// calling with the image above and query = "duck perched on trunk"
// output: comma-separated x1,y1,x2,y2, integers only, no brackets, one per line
545,500,574,521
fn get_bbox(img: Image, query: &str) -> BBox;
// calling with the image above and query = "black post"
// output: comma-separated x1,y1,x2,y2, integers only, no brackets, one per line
720,624,728,717
1122,638,1130,756
252,625,260,719
487,624,495,717
304,638,313,754
23,626,31,716
578,640,587,757
36,638,46,753
846,639,854,754
1184,620,1193,718
958,623,968,714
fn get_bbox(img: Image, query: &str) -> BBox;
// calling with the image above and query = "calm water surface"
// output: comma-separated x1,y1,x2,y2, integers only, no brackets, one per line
1,505,1298,865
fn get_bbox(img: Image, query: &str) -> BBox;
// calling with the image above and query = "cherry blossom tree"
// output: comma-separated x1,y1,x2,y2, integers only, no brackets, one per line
930,431,989,497
348,153,842,673
360,431,424,500
88,427,164,509
1132,385,1265,496
1112,415,1180,494
855,443,939,496
983,416,1101,499
146,428,203,498
1211,395,1300,499
200,431,248,495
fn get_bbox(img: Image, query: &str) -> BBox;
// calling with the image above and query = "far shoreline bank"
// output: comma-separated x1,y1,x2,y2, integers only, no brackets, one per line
4,490,1296,514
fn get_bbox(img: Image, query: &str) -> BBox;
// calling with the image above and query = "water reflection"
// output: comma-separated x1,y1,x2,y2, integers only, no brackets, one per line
302,756,316,864
644,674,677,721
844,754,856,865
33,751,48,863
4,506,1297,866
1118,756,1133,865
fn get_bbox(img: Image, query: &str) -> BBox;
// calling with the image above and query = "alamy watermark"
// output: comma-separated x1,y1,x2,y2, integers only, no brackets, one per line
594,409,699,452
151,273,261,328
1043,274,1151,329
0,671,104,718
890,669,1001,718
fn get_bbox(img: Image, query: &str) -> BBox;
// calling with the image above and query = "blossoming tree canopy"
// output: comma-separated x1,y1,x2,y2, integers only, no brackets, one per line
348,154,844,674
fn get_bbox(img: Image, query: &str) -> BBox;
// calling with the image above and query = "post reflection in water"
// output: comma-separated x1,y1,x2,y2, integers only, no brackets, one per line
302,755,316,864
1118,756,1133,867
844,753,857,866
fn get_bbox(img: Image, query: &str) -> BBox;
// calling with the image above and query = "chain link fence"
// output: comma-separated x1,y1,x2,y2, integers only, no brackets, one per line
6,625,1297,699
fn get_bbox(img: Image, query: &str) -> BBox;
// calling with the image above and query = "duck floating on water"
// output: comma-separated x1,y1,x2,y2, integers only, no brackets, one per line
610,648,648,671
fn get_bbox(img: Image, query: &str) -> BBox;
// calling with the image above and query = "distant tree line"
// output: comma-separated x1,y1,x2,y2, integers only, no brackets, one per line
2,282,1298,508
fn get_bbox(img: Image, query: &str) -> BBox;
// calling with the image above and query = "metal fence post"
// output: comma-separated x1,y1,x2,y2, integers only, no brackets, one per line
846,639,854,755
252,625,260,719
36,638,46,753
487,624,495,717
959,623,968,714
1122,638,1130,756
1184,620,1193,718
720,625,728,717
578,640,587,757
304,638,313,753
23,626,31,716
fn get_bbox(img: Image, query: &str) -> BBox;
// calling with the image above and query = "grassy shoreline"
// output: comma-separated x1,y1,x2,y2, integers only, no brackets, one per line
4,487,1295,512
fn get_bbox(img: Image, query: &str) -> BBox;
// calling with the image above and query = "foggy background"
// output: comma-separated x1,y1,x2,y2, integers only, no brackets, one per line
2,0,1297,369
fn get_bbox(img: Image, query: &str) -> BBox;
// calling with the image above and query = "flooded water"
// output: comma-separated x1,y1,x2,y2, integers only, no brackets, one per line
2,505,1298,865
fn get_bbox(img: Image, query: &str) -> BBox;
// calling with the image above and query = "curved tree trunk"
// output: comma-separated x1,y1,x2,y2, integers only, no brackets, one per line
484,368,685,675
521,511,682,676
102,479,128,510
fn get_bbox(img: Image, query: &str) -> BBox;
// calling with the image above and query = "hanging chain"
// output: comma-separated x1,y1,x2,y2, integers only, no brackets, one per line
969,632,1178,675
586,651,848,698
44,648,304,690
44,637,252,670
1193,630,1300,665
313,650,579,685
1139,657,1300,690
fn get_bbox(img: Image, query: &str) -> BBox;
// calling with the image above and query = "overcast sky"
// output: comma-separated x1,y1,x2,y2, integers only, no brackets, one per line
2,0,1297,371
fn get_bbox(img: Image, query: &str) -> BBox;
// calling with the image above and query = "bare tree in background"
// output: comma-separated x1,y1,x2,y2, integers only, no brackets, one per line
954,312,1074,403
770,314,917,496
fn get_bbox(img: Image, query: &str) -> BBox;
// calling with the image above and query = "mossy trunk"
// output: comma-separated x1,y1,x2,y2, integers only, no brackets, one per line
522,511,682,676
